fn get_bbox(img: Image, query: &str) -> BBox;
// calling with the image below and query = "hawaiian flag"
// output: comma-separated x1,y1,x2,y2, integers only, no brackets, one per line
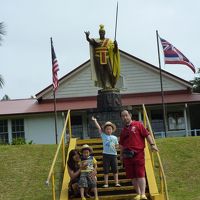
160,37,196,73
51,38,59,91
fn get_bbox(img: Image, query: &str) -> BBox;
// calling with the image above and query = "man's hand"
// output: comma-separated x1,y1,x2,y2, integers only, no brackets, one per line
150,144,159,152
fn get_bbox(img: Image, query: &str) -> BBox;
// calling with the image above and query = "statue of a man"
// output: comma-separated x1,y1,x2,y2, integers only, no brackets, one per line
85,24,120,89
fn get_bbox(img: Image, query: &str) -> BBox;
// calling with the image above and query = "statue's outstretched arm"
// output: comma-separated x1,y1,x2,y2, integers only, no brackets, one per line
84,31,97,46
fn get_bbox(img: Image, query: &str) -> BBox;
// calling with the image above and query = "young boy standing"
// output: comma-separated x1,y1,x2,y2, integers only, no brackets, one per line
78,144,99,200
92,116,120,188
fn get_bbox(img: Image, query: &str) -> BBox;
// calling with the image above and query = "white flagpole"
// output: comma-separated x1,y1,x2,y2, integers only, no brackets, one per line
156,30,167,138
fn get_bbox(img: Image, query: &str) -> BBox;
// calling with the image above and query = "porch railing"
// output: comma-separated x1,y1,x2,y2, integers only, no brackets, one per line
46,110,72,200
154,129,200,138
143,104,169,200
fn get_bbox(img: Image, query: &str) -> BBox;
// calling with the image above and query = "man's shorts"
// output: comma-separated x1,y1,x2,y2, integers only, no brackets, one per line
103,154,118,174
123,150,145,179
78,172,96,188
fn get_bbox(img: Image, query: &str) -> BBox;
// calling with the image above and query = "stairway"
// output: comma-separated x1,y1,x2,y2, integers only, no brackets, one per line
71,138,150,200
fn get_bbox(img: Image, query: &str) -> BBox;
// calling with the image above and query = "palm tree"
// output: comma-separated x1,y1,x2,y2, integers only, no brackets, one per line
0,22,5,87
0,74,4,88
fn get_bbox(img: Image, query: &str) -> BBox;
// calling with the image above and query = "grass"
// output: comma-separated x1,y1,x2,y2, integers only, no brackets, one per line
0,137,200,200
0,144,62,200
156,136,200,200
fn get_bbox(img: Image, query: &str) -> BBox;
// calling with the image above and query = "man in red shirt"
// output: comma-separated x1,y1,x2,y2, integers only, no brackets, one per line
119,110,158,200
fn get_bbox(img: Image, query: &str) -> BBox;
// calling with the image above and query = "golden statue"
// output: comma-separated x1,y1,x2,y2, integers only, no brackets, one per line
85,25,120,89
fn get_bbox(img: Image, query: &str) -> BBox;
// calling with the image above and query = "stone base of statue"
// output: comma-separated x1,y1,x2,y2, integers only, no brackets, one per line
97,88,122,112
88,88,123,138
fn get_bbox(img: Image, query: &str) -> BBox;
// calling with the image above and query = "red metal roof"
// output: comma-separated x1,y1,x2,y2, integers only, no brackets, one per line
0,92,200,116
122,92,200,106
0,98,97,116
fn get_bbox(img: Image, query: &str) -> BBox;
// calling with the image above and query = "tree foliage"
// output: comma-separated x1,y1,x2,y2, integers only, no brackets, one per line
1,94,10,101
0,22,5,45
190,68,200,93
0,74,4,88
0,22,5,88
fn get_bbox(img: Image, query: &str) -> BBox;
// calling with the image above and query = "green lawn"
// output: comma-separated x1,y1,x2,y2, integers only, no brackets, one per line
0,145,60,200
0,137,200,200
156,136,200,200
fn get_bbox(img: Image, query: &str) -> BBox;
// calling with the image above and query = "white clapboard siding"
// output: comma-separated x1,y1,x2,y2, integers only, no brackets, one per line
119,56,186,94
42,64,99,99
42,52,189,100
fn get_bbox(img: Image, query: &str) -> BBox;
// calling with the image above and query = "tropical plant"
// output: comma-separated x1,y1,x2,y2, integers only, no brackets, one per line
1,94,10,100
0,22,5,45
0,75,4,88
0,22,5,88
190,68,200,93
12,137,26,145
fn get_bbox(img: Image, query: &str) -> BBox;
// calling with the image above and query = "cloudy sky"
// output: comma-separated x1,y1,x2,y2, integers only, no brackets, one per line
0,0,199,99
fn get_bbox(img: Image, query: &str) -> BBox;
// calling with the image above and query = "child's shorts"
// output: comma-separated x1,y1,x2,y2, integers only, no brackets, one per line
78,172,96,188
103,153,118,174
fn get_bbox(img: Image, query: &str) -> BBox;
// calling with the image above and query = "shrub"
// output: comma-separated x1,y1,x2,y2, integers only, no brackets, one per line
12,137,26,145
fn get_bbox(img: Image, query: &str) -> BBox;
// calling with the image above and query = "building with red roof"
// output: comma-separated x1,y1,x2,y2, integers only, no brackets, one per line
0,50,200,144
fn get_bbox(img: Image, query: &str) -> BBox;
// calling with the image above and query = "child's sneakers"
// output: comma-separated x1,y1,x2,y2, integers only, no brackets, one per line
134,194,141,200
102,184,109,188
141,194,148,199
115,183,121,187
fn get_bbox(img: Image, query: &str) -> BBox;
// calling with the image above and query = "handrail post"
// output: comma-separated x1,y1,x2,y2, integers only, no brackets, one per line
68,115,72,139
142,104,169,200
46,110,72,200
52,171,56,200
62,136,65,170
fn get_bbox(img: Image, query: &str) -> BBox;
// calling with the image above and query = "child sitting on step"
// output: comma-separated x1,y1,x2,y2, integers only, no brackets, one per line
78,144,99,200
92,116,121,188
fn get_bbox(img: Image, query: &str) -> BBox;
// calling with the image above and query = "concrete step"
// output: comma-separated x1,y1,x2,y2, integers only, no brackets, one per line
77,138,102,145
71,193,150,200
69,138,151,200
97,178,131,185
96,172,126,178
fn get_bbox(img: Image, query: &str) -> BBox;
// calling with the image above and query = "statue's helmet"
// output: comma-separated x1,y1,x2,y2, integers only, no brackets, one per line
99,24,105,33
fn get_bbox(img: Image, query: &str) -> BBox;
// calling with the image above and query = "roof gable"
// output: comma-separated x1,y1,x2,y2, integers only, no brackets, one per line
36,50,192,100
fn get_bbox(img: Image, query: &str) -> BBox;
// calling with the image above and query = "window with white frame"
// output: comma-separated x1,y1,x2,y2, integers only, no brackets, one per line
0,120,8,144
167,111,185,130
11,119,25,139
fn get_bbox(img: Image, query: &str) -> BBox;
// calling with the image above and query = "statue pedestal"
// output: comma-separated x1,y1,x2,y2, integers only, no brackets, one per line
97,89,122,112
88,88,123,138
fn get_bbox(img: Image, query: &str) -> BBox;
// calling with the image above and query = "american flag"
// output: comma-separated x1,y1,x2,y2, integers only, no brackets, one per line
51,38,59,91
160,37,196,73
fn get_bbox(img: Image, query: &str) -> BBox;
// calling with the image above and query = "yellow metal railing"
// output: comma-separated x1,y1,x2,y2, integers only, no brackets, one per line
59,138,77,200
143,104,169,200
46,110,72,200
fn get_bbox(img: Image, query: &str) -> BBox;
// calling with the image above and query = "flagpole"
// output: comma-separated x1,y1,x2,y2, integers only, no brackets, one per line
51,37,58,144
156,30,167,138
114,1,118,41
53,90,58,144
